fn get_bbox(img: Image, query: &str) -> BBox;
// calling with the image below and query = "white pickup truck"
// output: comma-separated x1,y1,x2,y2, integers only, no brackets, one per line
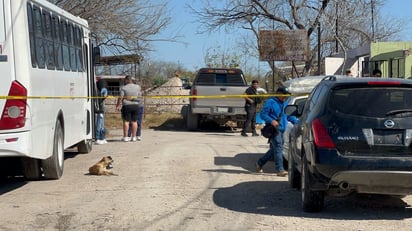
184,68,248,129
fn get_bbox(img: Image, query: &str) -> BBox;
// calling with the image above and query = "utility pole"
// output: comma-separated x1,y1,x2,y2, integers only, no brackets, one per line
371,0,375,42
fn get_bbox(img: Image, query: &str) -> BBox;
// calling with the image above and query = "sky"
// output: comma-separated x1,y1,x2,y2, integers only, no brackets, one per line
150,0,412,71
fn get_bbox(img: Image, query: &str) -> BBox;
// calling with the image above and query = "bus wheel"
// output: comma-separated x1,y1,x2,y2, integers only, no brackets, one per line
21,157,41,180
42,120,64,179
77,139,92,153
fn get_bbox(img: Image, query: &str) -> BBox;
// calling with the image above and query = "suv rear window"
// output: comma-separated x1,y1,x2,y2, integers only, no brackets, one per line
329,87,412,117
195,72,246,86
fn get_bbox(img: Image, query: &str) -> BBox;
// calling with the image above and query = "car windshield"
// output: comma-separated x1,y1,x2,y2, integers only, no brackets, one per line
329,87,412,118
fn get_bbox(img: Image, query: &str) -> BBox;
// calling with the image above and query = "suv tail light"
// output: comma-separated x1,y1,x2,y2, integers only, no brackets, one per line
0,81,27,130
191,87,197,102
312,119,336,149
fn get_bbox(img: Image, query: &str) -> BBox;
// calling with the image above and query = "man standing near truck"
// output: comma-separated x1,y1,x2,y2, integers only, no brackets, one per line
241,80,261,137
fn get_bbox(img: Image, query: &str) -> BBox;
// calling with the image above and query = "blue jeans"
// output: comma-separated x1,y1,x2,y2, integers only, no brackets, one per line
95,113,106,140
257,132,284,172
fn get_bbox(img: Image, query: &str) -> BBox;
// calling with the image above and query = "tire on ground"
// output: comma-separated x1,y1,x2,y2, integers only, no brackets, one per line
301,157,324,212
77,139,92,153
21,157,41,180
186,106,198,130
42,120,64,179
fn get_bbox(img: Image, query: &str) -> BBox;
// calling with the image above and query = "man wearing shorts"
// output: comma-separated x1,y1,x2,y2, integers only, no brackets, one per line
116,75,141,142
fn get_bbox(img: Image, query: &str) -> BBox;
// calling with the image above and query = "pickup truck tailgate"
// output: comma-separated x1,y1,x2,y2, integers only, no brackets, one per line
193,85,246,107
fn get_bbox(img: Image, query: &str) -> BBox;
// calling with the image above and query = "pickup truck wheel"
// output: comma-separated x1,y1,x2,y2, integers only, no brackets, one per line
301,158,324,212
288,144,300,189
186,106,198,130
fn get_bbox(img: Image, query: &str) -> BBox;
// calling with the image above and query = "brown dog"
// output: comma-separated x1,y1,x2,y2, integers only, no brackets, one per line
88,156,117,176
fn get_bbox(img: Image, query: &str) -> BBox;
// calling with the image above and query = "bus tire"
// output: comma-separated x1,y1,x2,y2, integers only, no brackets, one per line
42,120,64,179
77,139,92,153
21,157,41,180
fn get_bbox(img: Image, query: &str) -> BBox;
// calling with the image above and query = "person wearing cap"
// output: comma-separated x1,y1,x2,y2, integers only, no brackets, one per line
255,86,299,176
116,75,141,142
241,80,261,137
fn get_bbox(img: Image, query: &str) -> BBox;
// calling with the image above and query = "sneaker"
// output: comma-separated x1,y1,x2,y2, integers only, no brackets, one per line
121,137,130,142
241,132,248,137
137,136,141,141
95,140,104,145
131,137,137,142
255,162,263,173
252,132,259,137
276,170,288,177
102,139,108,144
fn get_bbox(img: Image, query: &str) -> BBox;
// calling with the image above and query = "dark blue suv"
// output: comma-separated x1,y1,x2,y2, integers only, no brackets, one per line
286,76,412,212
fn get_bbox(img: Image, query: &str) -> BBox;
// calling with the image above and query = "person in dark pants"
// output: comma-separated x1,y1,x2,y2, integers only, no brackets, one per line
241,80,261,137
128,103,144,141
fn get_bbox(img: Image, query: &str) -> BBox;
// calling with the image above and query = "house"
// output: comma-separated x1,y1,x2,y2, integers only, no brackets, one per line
325,42,412,78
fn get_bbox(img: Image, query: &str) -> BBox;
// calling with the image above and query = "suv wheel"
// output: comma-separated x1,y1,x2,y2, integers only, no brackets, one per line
288,143,300,189
301,157,324,212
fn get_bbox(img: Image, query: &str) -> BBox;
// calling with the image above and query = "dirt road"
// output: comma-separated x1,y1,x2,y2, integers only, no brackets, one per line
1,128,412,230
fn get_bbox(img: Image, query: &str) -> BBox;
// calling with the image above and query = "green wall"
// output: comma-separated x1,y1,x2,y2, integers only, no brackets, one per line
370,42,412,78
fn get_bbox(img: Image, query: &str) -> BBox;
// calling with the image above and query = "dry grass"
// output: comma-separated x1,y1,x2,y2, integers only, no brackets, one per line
105,112,184,130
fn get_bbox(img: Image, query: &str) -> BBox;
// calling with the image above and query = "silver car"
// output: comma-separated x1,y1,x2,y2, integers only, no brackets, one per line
282,76,325,163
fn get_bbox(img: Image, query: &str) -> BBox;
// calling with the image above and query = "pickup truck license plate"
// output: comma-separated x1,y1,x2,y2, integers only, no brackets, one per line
217,107,229,113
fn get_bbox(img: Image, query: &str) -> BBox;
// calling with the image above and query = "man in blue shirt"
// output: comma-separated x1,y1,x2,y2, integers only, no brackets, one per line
256,86,299,176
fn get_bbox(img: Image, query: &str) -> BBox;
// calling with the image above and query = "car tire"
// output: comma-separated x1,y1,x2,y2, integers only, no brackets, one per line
301,157,324,212
288,144,301,189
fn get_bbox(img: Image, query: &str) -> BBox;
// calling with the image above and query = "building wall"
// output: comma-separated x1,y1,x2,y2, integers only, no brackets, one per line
370,42,412,78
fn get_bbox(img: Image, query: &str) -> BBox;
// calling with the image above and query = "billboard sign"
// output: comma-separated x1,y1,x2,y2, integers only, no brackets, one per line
259,30,308,61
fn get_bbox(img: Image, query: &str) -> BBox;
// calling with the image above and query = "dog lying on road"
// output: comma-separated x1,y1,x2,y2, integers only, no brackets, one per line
88,156,117,176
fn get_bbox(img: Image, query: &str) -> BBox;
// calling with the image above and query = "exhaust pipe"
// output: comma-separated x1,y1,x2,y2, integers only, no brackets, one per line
339,181,350,190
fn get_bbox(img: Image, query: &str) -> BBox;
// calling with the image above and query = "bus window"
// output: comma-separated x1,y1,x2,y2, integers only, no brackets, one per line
27,3,36,67
33,6,45,68
43,10,55,70
69,23,76,71
75,27,83,71
52,15,63,70
61,20,70,71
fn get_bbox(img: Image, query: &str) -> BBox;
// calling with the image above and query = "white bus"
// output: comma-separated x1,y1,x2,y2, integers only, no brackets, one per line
0,0,97,179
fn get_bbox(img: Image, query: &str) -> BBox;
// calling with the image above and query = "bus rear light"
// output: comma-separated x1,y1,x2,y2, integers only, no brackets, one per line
0,81,27,130
312,119,336,149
